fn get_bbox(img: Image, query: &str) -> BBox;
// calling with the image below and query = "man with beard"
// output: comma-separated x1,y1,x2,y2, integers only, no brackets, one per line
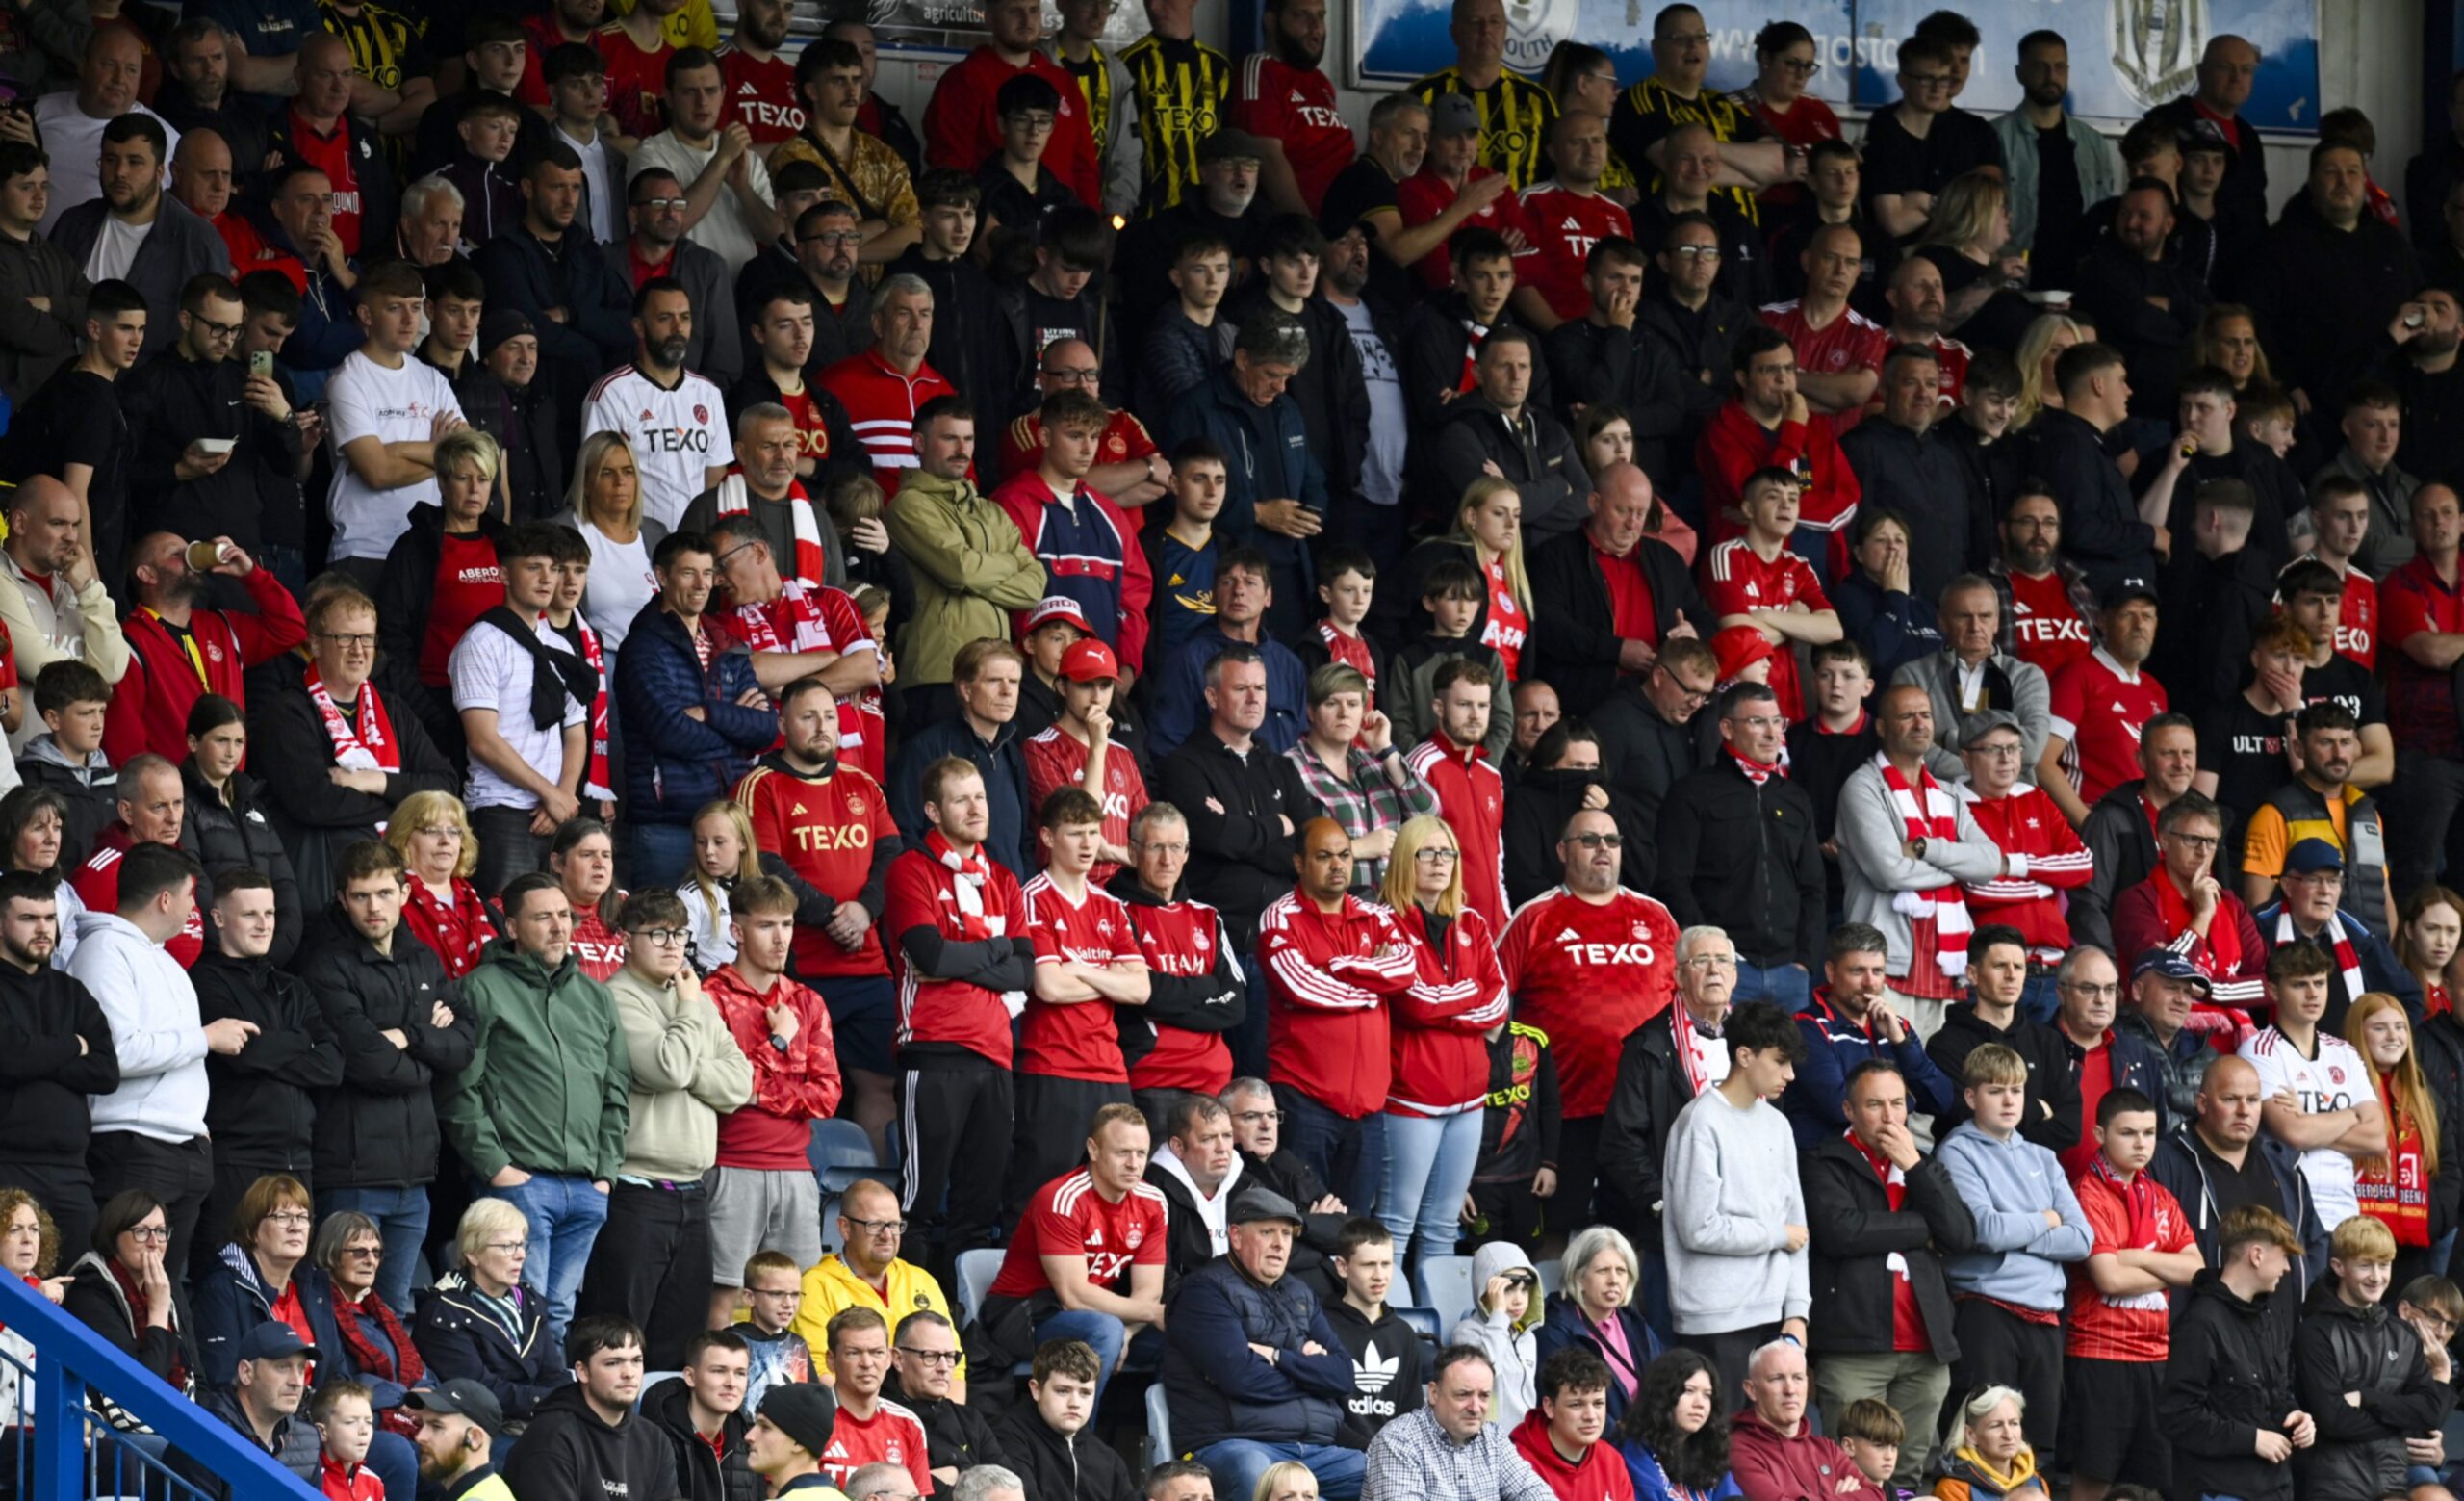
0,870,118,1260
105,531,305,765
34,30,178,235
1986,485,2098,680
604,165,741,388
770,39,921,268
2378,286,2464,486
51,115,229,362
1989,30,2119,292
407,1381,514,1501
582,280,732,529
1231,0,1351,214
475,143,634,413
719,0,805,149
155,19,270,185
122,273,306,561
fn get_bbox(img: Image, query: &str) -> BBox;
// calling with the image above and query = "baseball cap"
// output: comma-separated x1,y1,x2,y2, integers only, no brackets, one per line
1429,93,1479,138
760,1384,839,1457
1197,128,1268,164
1022,596,1093,638
1228,1186,1304,1228
1711,625,1776,682
1059,637,1119,683
404,1379,507,1435
2132,948,2215,996
2178,117,2232,156
2285,838,2348,875
2102,580,2160,614
1959,709,2023,744
234,1322,318,1364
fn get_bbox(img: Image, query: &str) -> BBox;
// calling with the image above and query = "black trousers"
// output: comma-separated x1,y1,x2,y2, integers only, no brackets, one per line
575,1180,711,1370
87,1132,213,1291
1948,1297,2064,1450
901,1062,1014,1287
1676,1321,1779,1422
1007,1075,1132,1225
2388,748,2464,904
1553,1115,1605,1233
195,1159,314,1283
470,803,551,898
0,1158,98,1265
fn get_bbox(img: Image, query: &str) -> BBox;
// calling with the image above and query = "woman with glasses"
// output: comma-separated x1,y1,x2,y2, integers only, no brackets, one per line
375,427,509,757
179,693,305,964
251,584,457,902
64,1191,197,1432
1736,23,1837,218
317,1211,432,1435
191,1174,346,1388
1377,815,1507,1275
413,1197,567,1422
385,789,501,981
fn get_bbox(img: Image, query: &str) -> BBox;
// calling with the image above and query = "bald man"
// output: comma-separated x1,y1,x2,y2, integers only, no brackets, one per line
2145,1051,2327,1315
2146,36,2269,249
171,128,235,227
36,28,181,235
262,32,398,261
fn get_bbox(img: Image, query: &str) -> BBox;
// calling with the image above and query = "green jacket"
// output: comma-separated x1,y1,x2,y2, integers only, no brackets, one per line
437,941,632,1181
881,468,1046,688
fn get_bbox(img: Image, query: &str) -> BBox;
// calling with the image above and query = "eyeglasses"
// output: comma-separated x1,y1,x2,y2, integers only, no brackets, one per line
343,1245,385,1260
633,195,688,211
1967,742,2024,759
896,1347,961,1366
1903,73,1956,90
630,927,689,946
1569,833,1624,849
1042,366,1101,385
843,1215,907,1235
124,1226,169,1245
484,1239,529,1255
2166,833,2220,852
1413,848,1459,864
1232,1109,1284,1126
714,540,758,569
264,1211,314,1228
195,316,243,340
1667,245,1722,262
802,231,863,246
1777,58,1820,75
1727,714,1787,732
317,632,378,649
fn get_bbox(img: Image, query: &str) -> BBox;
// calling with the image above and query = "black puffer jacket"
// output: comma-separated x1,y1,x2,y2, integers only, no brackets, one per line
643,1374,759,1501
166,1383,321,1498
192,948,343,1175
2292,1280,2454,1501
179,763,303,966
2160,1269,2301,1501
297,914,475,1190
993,1404,1137,1501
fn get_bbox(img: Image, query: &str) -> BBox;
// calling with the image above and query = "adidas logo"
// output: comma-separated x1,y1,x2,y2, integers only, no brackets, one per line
792,801,808,815
825,1441,849,1458
1086,1229,1104,1246
1561,216,1581,230
1289,90,1306,102
1353,1341,1399,1392
1556,926,1581,941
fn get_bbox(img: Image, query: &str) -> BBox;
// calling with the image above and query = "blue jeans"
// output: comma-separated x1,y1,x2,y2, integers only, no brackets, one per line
1277,1087,1386,1219
1732,962,1812,1010
2019,972,2061,1027
482,1171,610,1350
366,1430,417,1501
1194,1440,1368,1501
1378,1107,1481,1268
319,1184,431,1313
624,820,694,893
1033,1308,1162,1401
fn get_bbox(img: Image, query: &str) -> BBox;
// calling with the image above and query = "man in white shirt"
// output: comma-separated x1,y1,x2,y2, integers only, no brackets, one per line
0,477,130,754
581,279,733,529
323,260,468,586
35,28,179,236
449,523,590,895
2235,940,2385,1232
629,47,780,275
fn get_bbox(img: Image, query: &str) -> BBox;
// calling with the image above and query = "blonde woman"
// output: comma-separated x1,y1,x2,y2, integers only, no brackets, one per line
548,429,666,659
1252,1462,1319,1501
2344,992,2456,1285
1388,477,1535,678
2012,313,2091,429
1378,815,1507,1271
1914,170,2034,351
385,789,499,981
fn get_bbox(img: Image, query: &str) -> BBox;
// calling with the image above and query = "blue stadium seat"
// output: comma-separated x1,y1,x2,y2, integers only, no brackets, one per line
1145,1382,1176,1470
954,1248,1004,1329
1416,1255,1476,1338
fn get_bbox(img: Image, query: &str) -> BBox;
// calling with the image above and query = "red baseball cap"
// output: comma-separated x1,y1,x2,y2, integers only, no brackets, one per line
1022,596,1093,638
1060,638,1120,682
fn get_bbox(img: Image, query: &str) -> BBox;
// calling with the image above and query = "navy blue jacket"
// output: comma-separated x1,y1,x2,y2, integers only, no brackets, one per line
192,1243,345,1390
1782,990,1961,1146
1158,366,1326,582
1160,1254,1353,1450
2148,1126,2330,1313
474,222,630,376
2251,899,2423,1035
412,1270,571,1420
1145,624,1310,762
1533,1292,1664,1426
888,715,1033,881
613,600,776,826
2050,1022,2169,1132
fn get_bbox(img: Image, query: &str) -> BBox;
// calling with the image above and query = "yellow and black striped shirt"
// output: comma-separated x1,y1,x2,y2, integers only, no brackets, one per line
317,0,425,92
1405,65,1558,190
1121,33,1231,216
1610,74,1767,224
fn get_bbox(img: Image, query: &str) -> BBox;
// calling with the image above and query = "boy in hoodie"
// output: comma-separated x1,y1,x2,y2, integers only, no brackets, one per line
2291,1213,2453,1501
503,1314,678,1501
1513,1348,1634,1501
2062,1087,2201,1501
1936,1043,2093,1453
1385,559,1514,763
16,659,117,864
2161,1204,2315,1501
992,1338,1136,1501
1325,1219,1424,1442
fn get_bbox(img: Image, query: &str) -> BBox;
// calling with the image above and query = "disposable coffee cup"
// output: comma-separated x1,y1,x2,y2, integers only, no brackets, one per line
187,540,231,571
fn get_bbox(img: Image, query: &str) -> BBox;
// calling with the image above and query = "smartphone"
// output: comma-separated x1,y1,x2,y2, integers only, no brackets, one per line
248,350,272,378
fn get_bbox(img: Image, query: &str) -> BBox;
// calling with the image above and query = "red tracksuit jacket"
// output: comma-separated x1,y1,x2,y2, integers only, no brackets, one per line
1959,783,2094,959
1405,730,1507,932
105,568,308,765
1388,903,1509,1118
1260,890,1416,1119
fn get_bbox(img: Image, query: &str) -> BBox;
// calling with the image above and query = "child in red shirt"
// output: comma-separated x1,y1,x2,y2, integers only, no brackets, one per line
314,1383,386,1501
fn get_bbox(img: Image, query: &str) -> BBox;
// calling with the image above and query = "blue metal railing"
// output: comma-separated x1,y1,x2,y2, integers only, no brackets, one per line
0,1272,321,1501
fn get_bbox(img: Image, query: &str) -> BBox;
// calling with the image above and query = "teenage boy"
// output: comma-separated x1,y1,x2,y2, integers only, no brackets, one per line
1385,559,1513,761
1701,467,1843,722
1024,638,1146,889
1832,1400,1909,1501
1511,1348,1632,1501
449,524,591,893
17,659,117,863
2160,1204,2315,1501
1324,1218,1424,1440
1936,1043,2093,1451
5,278,143,582
888,169,1019,420
1659,998,1810,1408
2064,1087,2202,1501
2236,943,2386,1233
325,261,468,585
1784,638,1880,915
2290,1207,2450,1500
992,388,1152,672
991,1339,1137,1501
439,95,526,249
1011,787,1152,1206
1142,439,1228,665
1140,229,1232,412
979,74,1078,240
1939,349,2027,527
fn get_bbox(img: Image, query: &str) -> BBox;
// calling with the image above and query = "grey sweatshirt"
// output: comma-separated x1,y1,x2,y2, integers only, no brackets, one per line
1660,1086,1810,1335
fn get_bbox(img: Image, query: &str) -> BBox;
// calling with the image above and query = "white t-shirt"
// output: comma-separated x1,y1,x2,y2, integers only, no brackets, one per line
324,349,467,560
578,522,657,654
33,98,178,236
83,212,151,283
448,609,586,811
569,127,621,246
629,130,775,273
2237,1023,2371,1230
580,365,732,531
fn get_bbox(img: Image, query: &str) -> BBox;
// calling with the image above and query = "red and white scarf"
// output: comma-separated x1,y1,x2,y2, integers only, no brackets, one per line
572,615,612,801
1674,1008,1726,1098
726,581,831,654
2274,907,2366,1004
927,829,1000,939
405,875,494,979
715,473,829,587
306,665,399,774
2086,1152,2166,1246
1877,752,1972,978
1725,744,1782,786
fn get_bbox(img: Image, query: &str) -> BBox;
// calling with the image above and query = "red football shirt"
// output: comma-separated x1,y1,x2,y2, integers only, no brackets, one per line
1121,896,1236,1093
2005,568,2094,678
1394,166,1535,292
1019,874,1143,1082
1596,545,1657,643
734,760,897,978
284,108,368,256
2300,556,2380,671
719,43,805,144
986,1167,1168,1299
720,587,885,780
569,906,628,983
1758,300,1887,436
2067,1163,2194,1361
2382,556,2464,756
823,1401,933,1497
596,23,671,141
2047,648,2169,805
1495,887,1679,1117
1230,53,1354,211
1515,184,1632,323
423,532,503,686
1702,538,1830,720
1022,727,1146,889
1480,555,1528,681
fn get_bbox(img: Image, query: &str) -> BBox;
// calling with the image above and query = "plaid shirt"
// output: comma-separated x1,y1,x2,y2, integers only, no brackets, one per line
1284,741,1441,894
1362,1407,1555,1501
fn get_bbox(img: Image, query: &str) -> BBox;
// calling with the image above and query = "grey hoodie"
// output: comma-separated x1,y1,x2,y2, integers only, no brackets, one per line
1935,1120,2094,1311
1449,1240,1540,1427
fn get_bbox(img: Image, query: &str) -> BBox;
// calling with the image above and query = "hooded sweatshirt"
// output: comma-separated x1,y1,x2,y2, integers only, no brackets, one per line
500,1381,680,1501
67,908,209,1143
1148,1142,1241,1263
1512,1409,1638,1501
15,730,114,860
1933,1121,2094,1311
1450,1240,1541,1427
1324,1297,1425,1439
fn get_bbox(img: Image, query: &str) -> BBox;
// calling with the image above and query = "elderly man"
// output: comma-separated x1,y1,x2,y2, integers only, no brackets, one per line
1892,576,2049,786
34,29,179,235
819,279,957,494
679,406,849,591
1221,1074,1348,1272
1165,1186,1371,1500
1527,464,1712,720
0,476,129,751
2111,792,2269,1018
1835,684,2015,1040
168,1321,321,1494
2147,1053,2330,1315
1802,1060,1975,1488
2115,949,2220,1125
879,1311,991,1483
1656,683,1823,1007
2250,840,2420,1036
1729,1340,1886,1501
1599,923,1736,1256
1361,1344,1553,1501
1109,801,1249,1123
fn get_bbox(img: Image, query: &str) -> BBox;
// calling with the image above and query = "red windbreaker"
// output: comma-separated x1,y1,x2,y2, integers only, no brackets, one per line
706,965,844,1171
1406,730,1507,932
1388,903,1508,1118
1260,890,1416,1119
105,568,308,765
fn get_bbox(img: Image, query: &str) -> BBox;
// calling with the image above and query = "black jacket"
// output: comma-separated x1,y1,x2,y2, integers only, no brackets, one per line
642,1375,758,1501
1595,1008,1700,1229
1637,286,1751,404
2162,1268,2302,1501
1399,292,1555,439
992,1405,1138,1501
1653,756,1823,969
298,913,475,1190
2292,1280,2453,1501
1143,1156,1228,1289
1924,1005,2080,1151
1237,1147,1347,1271
2148,1128,2330,1315
1222,283,1372,511
1417,397,1587,546
1502,765,1655,909
2075,238,2212,419
0,959,118,1167
2072,778,2164,955
1154,730,1322,937
2240,200,2423,417
191,947,342,1175
1800,1132,1976,1364
413,1270,568,1422
1836,417,1989,604
2154,542,2279,721
502,1377,680,1501
2023,406,2157,596
1541,318,1714,488
1589,682,1707,830
474,220,631,379
119,348,304,553
263,109,398,271
1526,527,1710,719
179,763,304,967
881,1369,1005,1478
246,655,458,907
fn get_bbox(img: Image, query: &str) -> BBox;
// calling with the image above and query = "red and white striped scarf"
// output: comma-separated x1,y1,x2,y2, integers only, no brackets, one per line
1877,752,1972,979
573,615,611,801
725,581,830,654
2274,907,2366,1005
1725,743,1782,786
305,665,399,774
715,474,830,587
1674,1009,1725,1098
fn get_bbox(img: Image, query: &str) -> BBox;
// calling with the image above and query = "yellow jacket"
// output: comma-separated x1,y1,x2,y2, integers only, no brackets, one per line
791,1255,968,1383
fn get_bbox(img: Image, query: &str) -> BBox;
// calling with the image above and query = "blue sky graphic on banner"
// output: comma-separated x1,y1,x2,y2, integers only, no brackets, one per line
1349,0,2321,132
